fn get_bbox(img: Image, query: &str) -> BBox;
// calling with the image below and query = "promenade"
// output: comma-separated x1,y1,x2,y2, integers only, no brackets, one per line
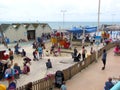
65,48,120,90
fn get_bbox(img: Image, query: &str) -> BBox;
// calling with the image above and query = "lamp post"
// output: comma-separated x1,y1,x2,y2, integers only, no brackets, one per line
96,0,101,62
61,10,67,29
97,0,101,34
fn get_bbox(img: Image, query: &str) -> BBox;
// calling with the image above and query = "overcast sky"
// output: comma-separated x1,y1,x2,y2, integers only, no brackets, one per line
0,0,120,22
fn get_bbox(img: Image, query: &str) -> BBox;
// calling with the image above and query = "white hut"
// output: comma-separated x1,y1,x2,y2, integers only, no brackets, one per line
2,24,18,42
0,23,52,43
26,23,36,40
36,23,52,38
16,24,28,41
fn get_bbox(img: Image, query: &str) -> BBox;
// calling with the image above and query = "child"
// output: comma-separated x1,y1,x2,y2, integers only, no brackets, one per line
22,63,30,74
45,50,49,56
60,81,67,90
8,48,14,65
23,56,31,65
50,45,55,54
46,59,52,69
21,49,26,57
57,47,61,56
33,49,39,61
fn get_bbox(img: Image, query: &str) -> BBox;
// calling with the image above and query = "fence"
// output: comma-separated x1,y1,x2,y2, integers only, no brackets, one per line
16,43,116,90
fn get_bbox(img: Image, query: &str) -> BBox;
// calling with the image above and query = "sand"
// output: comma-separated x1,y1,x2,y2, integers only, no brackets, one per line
0,41,103,87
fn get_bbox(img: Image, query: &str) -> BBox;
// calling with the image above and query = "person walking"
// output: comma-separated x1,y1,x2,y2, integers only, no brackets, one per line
102,49,107,70
8,48,14,65
82,46,87,61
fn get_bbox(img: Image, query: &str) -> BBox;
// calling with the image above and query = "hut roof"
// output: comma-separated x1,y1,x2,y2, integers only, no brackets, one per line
32,23,39,29
22,23,29,29
0,24,10,32
12,23,21,29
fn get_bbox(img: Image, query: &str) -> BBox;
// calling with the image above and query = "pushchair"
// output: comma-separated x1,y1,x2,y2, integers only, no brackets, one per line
55,70,64,88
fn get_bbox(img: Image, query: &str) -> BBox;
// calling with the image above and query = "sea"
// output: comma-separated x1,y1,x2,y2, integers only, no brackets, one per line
47,21,120,29
0,21,120,29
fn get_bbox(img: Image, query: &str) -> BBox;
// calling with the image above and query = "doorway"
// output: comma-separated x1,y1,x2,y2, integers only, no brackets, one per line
27,30,35,40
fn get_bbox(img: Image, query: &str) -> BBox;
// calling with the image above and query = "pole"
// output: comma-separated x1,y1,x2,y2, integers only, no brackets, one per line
97,0,101,34
82,27,85,46
96,0,101,62
61,10,67,29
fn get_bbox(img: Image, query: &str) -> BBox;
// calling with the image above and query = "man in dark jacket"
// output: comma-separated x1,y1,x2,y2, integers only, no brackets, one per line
104,77,114,90
102,49,107,70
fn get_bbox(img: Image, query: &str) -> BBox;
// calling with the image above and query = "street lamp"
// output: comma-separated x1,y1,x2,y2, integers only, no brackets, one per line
96,0,101,62
61,10,67,29
97,0,101,34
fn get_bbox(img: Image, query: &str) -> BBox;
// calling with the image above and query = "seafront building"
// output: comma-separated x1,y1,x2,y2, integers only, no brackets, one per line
0,23,52,43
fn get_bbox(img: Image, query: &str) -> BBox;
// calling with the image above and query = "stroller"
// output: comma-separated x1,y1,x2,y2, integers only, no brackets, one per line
55,70,64,88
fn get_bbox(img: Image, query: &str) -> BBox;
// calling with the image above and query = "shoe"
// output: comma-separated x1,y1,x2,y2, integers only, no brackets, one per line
102,67,105,70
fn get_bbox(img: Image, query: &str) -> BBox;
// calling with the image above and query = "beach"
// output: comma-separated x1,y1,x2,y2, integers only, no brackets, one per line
0,40,104,88
0,41,80,87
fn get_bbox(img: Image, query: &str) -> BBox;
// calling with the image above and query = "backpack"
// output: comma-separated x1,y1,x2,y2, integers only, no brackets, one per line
5,69,14,79
27,66,30,72
8,82,16,90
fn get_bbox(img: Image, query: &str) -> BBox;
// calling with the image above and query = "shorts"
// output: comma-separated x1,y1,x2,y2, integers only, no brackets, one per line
10,56,14,60
82,54,85,60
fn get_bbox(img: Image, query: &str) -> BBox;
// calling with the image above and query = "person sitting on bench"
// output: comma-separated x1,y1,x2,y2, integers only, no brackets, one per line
74,53,81,62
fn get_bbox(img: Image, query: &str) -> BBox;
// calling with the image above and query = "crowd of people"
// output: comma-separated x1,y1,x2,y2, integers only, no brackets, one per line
0,35,59,89
0,32,120,90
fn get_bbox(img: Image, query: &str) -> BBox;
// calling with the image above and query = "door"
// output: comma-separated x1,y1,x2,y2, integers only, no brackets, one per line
27,30,35,40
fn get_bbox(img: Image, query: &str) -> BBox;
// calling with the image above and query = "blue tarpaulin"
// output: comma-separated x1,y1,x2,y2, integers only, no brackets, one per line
67,27,83,33
67,26,97,33
85,27,97,33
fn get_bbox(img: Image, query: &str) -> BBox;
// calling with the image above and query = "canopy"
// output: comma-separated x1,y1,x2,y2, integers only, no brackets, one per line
66,27,83,33
85,26,97,33
67,26,97,33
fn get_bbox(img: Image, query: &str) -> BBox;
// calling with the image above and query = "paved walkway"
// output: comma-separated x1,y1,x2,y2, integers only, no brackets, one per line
65,48,120,90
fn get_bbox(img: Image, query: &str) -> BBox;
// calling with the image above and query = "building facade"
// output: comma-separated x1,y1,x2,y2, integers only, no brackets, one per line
0,23,52,43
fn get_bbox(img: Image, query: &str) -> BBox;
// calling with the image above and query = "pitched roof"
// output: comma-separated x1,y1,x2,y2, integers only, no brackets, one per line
0,24,10,32
32,23,39,29
22,23,30,29
12,23,21,29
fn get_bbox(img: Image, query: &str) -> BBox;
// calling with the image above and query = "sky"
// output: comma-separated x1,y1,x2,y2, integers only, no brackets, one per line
0,0,120,22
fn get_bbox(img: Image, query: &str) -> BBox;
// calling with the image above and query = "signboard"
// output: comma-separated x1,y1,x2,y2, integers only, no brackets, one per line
95,36,101,45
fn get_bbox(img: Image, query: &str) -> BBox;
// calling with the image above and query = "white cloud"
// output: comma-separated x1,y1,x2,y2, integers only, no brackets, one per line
0,0,120,21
